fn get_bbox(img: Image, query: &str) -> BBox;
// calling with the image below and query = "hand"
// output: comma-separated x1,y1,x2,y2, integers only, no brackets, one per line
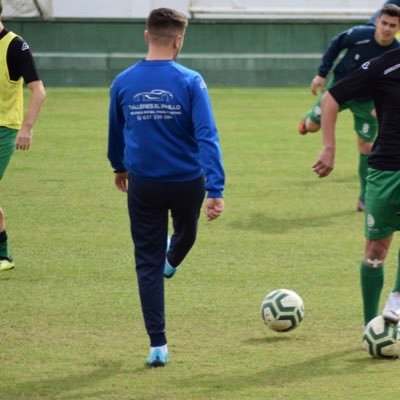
310,75,326,96
16,126,33,151
114,172,128,192
312,147,335,178
205,198,224,221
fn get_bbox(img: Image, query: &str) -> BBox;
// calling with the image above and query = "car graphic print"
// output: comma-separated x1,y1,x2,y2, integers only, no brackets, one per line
133,89,173,102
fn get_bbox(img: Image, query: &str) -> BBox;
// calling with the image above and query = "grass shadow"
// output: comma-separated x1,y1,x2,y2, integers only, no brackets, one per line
2,361,127,399
229,210,355,234
173,348,381,397
243,336,291,344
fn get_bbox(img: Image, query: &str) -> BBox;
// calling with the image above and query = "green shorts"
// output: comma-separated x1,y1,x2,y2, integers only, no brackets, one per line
0,126,17,180
307,78,377,143
364,168,400,239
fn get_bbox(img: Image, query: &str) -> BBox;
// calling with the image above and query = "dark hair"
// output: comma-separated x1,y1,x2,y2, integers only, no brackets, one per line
380,3,400,19
147,8,188,38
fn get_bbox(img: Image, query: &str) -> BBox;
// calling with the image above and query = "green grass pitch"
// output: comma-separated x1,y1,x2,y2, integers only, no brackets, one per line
1,87,399,399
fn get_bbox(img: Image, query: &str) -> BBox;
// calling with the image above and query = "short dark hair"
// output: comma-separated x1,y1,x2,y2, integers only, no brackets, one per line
147,8,188,40
380,3,400,19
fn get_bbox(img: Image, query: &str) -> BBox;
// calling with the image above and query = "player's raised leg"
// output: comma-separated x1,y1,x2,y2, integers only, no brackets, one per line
164,177,205,279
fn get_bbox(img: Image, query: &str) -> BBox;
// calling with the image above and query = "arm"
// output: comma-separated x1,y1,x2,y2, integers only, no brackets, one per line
312,92,339,178
107,80,128,192
317,28,354,79
16,80,46,151
191,76,225,220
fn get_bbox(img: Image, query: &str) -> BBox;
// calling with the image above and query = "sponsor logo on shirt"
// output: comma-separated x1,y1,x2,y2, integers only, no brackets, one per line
21,42,29,51
384,63,400,75
133,89,173,102
130,89,181,122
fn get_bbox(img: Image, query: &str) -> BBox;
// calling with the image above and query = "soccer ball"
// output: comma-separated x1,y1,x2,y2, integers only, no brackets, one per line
261,289,304,332
362,316,400,359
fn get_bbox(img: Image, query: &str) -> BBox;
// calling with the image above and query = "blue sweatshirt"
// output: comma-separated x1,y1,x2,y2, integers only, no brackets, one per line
108,60,225,198
318,25,400,81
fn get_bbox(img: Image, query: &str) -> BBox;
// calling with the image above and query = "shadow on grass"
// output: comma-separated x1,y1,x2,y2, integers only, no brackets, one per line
0,269,14,281
1,361,143,399
229,210,355,234
244,336,291,344
173,348,383,396
290,175,358,187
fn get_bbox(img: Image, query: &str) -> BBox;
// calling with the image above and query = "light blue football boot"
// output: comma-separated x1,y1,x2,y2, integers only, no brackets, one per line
146,347,169,367
164,236,179,279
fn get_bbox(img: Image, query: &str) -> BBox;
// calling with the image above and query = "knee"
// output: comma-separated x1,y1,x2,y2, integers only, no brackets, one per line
365,241,389,265
305,119,320,133
0,208,4,222
358,139,373,155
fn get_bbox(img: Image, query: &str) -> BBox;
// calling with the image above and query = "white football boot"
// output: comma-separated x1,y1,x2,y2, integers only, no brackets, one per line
382,291,400,323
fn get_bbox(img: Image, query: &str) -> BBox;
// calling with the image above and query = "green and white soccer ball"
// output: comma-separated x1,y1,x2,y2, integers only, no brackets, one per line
261,289,304,332
362,316,400,359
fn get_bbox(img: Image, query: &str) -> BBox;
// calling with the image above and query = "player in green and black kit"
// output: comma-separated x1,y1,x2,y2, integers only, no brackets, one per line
313,45,400,326
0,1,45,271
299,4,400,212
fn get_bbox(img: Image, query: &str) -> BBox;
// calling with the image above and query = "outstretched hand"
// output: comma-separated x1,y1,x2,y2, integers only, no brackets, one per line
205,198,224,221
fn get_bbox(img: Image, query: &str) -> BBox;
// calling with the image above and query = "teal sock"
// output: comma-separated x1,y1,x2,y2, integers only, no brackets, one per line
360,261,384,325
358,154,369,202
393,250,400,292
0,230,9,258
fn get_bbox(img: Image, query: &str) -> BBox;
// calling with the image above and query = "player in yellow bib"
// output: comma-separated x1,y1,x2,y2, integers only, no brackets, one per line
0,1,46,271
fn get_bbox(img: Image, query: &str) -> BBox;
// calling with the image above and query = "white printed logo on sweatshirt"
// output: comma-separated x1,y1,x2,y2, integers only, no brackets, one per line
133,89,173,102
129,89,181,122
21,42,29,51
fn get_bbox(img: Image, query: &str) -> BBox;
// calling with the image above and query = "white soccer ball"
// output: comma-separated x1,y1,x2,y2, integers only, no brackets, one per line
362,316,400,359
261,289,304,332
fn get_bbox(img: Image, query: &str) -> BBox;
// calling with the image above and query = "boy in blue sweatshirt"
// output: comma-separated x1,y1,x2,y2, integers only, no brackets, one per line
108,8,225,367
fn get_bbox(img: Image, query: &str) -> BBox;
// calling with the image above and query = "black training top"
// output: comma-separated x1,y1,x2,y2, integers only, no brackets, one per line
329,47,400,171
0,29,40,84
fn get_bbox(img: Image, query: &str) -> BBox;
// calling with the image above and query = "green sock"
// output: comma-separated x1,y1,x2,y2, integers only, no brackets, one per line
304,110,313,121
360,261,384,325
358,153,369,202
392,250,400,292
0,230,9,258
